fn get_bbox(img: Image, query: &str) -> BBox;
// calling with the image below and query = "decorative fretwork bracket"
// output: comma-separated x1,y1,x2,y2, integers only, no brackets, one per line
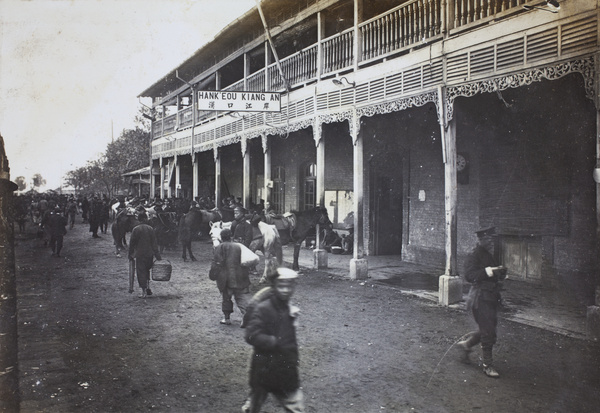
261,133,268,154
312,119,322,147
213,144,219,162
444,56,596,122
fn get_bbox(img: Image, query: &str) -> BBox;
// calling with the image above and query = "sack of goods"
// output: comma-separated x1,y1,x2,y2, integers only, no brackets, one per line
152,260,172,281
239,244,259,267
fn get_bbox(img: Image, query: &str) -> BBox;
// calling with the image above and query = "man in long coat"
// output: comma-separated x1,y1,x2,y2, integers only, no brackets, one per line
458,226,507,378
47,205,67,257
243,267,304,413
128,212,162,298
212,228,252,326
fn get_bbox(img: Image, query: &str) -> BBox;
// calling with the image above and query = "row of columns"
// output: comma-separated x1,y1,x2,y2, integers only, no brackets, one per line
150,88,461,285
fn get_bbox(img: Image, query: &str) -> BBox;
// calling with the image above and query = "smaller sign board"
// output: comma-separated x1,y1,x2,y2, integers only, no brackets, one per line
197,91,281,112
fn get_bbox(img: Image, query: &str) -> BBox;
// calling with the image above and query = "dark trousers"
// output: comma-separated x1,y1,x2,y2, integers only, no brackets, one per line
221,287,251,317
135,256,154,289
466,299,498,365
50,235,64,255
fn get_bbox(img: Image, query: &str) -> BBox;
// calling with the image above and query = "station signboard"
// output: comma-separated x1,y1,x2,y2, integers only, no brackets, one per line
197,91,281,112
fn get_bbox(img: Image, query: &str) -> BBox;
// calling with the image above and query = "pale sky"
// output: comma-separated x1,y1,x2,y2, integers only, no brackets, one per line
0,0,255,190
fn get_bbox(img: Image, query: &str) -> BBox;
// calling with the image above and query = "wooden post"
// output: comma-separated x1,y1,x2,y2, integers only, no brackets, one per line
159,158,165,200
438,86,461,306
262,134,271,210
244,52,250,90
175,156,180,198
444,118,458,276
315,121,325,208
242,138,251,208
314,120,328,269
353,0,364,70
193,154,199,200
150,162,155,199
264,42,271,91
214,147,221,206
317,12,323,79
349,110,368,279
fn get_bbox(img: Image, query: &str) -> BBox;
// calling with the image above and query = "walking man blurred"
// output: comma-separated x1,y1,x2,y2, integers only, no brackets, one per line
458,226,507,378
243,267,304,413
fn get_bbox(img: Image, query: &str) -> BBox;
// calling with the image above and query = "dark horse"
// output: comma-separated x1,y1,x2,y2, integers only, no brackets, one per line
178,208,235,261
111,213,139,257
148,212,179,253
266,206,332,271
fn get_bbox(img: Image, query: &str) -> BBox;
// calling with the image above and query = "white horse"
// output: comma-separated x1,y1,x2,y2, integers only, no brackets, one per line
209,220,283,284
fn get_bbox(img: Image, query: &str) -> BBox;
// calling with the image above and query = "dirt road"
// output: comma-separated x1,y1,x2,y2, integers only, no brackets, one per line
13,220,600,412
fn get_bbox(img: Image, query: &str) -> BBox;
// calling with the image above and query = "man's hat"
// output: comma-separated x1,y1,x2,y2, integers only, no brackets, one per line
276,267,298,280
475,226,496,237
220,228,232,240
234,206,247,213
138,212,148,221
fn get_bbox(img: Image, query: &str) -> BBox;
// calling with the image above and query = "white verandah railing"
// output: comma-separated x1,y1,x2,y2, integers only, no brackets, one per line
154,0,528,139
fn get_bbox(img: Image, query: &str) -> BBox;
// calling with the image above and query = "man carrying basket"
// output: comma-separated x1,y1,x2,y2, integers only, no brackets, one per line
128,212,162,298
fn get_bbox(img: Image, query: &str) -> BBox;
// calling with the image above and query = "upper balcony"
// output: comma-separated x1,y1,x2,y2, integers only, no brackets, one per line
144,0,598,142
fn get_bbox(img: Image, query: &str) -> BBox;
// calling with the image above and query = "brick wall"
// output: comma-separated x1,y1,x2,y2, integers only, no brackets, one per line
270,129,315,212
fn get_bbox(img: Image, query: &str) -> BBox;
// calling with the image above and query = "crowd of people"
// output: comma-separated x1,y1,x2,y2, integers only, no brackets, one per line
7,189,507,412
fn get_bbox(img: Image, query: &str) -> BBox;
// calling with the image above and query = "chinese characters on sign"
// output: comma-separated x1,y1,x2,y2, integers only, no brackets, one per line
197,91,281,112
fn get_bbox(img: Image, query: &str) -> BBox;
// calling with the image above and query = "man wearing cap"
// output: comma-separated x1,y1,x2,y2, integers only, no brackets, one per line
231,206,253,248
212,227,252,325
243,267,304,413
458,226,507,378
128,212,162,298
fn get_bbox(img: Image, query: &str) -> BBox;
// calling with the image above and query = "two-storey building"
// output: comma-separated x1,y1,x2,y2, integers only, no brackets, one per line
140,0,600,328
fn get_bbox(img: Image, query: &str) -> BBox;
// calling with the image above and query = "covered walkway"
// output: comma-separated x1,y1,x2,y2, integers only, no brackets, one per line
289,246,590,340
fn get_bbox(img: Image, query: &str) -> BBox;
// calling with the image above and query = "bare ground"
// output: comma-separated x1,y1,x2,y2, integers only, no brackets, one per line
13,220,600,412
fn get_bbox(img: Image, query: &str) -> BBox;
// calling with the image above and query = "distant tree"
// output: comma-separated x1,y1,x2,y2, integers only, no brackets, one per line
14,176,27,191
102,127,151,196
62,126,151,198
32,173,46,190
64,167,91,195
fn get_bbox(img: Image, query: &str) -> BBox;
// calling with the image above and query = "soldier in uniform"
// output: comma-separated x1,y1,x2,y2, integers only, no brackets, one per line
458,226,507,378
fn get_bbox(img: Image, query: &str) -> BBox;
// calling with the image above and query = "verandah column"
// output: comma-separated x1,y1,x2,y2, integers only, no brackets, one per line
242,137,251,208
214,146,221,206
349,109,367,280
314,120,328,269
175,156,180,198
262,133,271,210
159,157,165,200
192,153,199,201
438,86,461,306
